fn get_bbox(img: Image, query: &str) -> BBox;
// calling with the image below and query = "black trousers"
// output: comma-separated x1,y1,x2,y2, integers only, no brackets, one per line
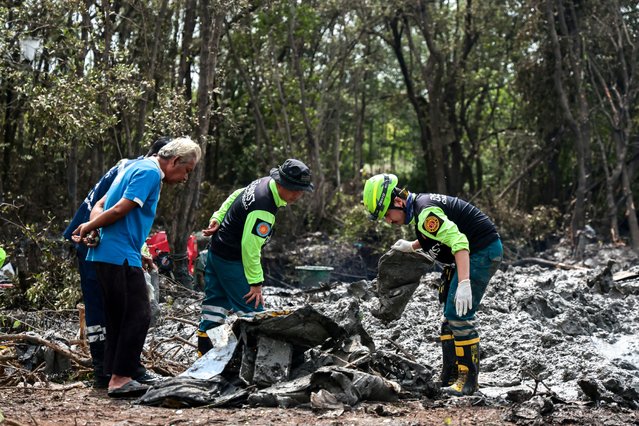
94,261,150,378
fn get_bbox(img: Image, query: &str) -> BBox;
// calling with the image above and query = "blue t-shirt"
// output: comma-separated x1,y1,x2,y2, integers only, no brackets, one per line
63,157,146,241
87,158,162,267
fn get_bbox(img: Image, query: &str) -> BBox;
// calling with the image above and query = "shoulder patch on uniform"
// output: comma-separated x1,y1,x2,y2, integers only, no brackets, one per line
424,212,443,235
253,220,272,238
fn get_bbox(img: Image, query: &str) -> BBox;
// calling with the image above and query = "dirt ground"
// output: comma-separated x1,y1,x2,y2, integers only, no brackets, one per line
2,240,639,425
2,385,637,425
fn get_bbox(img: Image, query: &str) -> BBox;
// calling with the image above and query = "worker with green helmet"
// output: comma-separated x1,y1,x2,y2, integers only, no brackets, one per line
363,173,503,396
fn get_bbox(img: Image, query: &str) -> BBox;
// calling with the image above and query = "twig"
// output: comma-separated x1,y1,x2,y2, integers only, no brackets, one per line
265,273,299,290
511,257,588,270
331,271,368,279
0,382,86,391
384,337,416,361
3,418,29,426
162,275,202,297
0,334,91,367
522,368,565,402
164,316,198,327
1,314,46,334
342,353,372,369
0,354,17,362
170,335,197,349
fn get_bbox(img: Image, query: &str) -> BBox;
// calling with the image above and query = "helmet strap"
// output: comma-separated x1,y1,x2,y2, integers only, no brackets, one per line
392,187,408,200
403,192,415,224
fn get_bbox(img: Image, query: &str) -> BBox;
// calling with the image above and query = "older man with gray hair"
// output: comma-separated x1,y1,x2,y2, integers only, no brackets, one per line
73,137,201,397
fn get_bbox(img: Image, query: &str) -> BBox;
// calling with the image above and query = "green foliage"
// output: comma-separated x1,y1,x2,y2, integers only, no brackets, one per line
146,87,195,141
28,75,112,148
0,205,80,310
0,316,26,334
331,191,412,258
493,201,563,253
2,0,638,270
156,181,234,233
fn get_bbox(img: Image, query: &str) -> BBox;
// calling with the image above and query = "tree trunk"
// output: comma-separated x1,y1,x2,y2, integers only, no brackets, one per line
621,167,639,252
596,136,620,244
133,0,169,146
353,72,366,186
227,29,273,167
545,0,591,248
268,32,293,157
386,14,434,185
287,1,325,224
169,1,224,286
178,0,197,106
334,91,341,189
0,5,19,202
585,1,639,252
426,79,449,194
2,84,19,203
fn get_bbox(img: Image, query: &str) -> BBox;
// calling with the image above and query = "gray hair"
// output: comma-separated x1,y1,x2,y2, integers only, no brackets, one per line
158,137,202,164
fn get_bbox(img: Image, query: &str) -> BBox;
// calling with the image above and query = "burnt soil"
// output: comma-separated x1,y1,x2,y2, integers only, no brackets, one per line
2,386,635,425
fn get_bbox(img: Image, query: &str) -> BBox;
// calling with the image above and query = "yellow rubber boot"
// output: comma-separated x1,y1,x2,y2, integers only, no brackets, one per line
197,330,213,357
440,323,458,387
443,339,480,396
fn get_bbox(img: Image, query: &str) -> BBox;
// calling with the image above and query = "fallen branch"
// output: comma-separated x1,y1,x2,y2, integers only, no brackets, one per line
169,334,197,349
384,337,416,361
511,257,588,270
3,418,29,426
0,333,91,367
265,273,298,290
522,368,567,404
613,270,639,282
331,271,368,279
0,382,87,391
342,353,372,369
164,316,199,327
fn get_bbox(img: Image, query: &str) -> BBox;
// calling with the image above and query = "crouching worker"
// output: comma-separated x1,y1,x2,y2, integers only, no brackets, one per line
197,159,313,357
72,138,201,397
363,174,503,396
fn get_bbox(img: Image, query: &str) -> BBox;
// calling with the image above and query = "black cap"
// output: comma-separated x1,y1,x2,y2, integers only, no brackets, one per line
270,159,314,192
146,136,172,156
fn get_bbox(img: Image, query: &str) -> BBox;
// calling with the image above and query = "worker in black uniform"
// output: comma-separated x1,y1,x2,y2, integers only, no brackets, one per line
197,159,313,356
363,173,503,396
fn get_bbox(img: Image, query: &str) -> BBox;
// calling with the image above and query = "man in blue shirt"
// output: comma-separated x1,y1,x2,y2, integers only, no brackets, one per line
72,137,201,397
63,137,170,388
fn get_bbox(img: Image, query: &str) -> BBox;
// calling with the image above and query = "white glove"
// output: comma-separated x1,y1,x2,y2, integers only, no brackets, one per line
455,279,472,316
392,239,415,253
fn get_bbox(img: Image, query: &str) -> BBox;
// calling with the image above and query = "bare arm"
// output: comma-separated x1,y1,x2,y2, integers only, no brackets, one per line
90,195,107,221
72,198,138,242
454,249,470,281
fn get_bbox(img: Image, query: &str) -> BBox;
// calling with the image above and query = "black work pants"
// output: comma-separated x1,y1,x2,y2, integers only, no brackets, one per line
94,261,150,378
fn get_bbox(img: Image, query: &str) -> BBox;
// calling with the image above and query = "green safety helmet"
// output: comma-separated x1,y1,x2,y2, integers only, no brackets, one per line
0,247,5,269
363,174,398,220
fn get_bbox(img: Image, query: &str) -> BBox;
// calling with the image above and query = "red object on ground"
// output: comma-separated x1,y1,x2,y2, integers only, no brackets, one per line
145,231,198,274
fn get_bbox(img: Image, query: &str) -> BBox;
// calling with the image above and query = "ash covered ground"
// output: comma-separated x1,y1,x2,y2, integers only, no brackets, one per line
266,240,639,406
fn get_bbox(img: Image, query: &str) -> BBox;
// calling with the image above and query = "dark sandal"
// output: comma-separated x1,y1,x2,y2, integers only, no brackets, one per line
107,380,149,398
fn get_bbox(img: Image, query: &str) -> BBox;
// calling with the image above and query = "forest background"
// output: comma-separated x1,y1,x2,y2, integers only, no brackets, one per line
0,0,638,309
